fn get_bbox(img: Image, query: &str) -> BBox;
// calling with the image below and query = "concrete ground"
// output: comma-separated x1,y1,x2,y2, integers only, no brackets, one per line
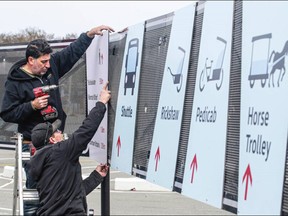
0,149,234,215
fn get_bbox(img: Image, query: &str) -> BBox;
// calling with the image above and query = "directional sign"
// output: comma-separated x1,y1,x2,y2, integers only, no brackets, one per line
110,22,145,174
146,3,195,190
238,2,288,214
181,1,234,208
86,31,109,164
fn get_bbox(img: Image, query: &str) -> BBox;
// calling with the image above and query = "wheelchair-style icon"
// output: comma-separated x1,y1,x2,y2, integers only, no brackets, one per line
167,46,186,93
199,36,227,92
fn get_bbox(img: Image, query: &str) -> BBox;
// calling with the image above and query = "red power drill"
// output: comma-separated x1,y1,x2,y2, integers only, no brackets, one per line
33,85,59,121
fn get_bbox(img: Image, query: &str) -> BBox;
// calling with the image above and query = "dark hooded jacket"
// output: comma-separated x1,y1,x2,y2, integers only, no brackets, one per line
0,33,93,140
27,101,106,216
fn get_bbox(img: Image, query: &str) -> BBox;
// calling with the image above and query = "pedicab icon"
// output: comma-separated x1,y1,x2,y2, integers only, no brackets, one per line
167,46,186,93
199,36,227,92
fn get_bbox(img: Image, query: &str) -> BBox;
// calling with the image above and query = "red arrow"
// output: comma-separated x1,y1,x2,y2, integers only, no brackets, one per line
154,146,160,172
190,154,197,183
242,164,252,201
116,136,121,157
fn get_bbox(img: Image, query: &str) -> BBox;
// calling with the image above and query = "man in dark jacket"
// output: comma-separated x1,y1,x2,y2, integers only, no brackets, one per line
0,25,114,143
0,25,114,215
27,82,111,215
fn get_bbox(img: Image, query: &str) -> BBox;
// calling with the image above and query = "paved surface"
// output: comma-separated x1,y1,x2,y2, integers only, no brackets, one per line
0,149,234,215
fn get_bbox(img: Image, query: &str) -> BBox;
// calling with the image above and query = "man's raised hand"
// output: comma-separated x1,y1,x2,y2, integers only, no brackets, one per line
99,81,111,104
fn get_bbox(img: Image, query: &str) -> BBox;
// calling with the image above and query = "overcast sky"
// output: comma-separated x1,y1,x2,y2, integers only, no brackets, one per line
1,1,194,38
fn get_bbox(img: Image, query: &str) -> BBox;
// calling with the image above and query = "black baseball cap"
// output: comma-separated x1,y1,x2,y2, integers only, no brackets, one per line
31,119,61,150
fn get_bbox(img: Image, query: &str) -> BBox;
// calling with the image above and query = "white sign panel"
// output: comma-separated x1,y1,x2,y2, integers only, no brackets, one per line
86,31,109,164
238,2,288,214
181,1,234,208
111,22,145,174
146,4,195,190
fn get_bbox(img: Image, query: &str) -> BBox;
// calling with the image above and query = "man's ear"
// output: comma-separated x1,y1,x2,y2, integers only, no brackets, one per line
49,136,56,144
27,56,35,65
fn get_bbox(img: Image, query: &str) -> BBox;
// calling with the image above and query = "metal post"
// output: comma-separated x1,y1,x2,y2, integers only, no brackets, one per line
17,133,24,216
12,134,19,215
101,166,110,216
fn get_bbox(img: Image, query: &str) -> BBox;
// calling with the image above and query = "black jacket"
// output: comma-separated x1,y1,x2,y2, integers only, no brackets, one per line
0,33,93,140
27,101,106,216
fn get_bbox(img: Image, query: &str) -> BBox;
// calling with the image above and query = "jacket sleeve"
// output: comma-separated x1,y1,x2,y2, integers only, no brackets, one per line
51,33,93,78
82,170,103,195
65,101,106,161
26,150,47,182
0,80,35,123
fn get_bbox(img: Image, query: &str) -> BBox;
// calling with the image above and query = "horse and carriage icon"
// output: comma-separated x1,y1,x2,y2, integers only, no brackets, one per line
248,33,287,88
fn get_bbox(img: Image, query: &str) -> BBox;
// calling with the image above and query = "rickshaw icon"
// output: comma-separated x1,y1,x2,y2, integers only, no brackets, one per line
167,46,186,93
199,36,227,92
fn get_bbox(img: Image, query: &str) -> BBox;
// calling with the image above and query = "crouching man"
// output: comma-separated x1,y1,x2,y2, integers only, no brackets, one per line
26,82,111,215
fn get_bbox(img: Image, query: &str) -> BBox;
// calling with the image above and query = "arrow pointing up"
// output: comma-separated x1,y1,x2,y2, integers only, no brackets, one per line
242,164,252,201
190,154,197,183
116,136,121,157
154,146,160,172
